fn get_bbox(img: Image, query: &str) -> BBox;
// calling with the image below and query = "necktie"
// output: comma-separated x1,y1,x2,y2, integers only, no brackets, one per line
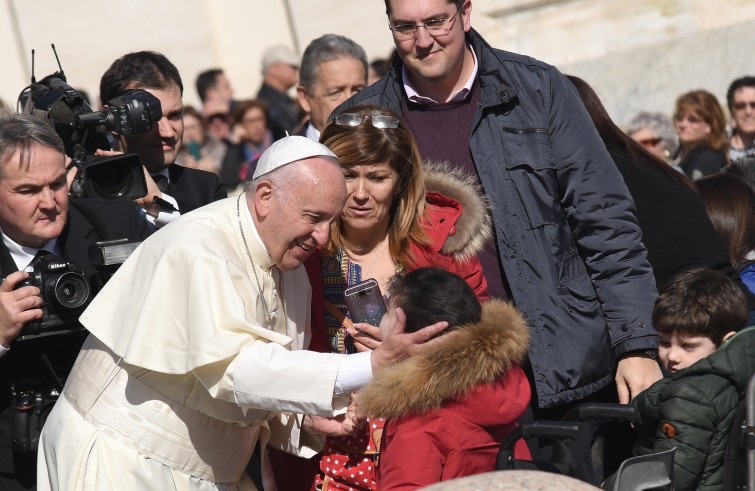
28,249,51,270
153,174,169,194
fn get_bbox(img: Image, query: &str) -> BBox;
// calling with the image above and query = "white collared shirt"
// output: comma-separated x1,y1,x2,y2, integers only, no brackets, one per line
0,230,61,272
402,44,479,104
144,168,180,228
305,122,321,142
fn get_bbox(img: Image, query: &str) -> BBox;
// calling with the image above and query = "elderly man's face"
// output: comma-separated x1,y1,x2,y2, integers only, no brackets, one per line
0,144,69,248
255,157,347,271
298,57,367,132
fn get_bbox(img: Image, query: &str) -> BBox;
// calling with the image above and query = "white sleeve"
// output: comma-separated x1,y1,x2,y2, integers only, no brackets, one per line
232,341,348,416
334,351,373,395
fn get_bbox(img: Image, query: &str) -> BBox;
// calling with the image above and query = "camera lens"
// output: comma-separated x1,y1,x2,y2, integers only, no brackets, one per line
88,163,133,199
47,272,90,309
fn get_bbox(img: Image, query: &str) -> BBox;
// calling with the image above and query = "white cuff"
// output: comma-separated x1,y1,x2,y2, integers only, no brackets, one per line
334,351,373,395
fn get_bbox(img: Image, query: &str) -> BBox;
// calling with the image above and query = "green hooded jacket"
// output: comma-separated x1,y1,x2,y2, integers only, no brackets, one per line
632,326,755,490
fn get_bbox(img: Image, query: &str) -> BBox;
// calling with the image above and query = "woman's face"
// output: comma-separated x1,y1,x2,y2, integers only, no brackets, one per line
341,162,398,234
241,107,267,145
674,109,711,147
182,113,204,144
629,127,666,158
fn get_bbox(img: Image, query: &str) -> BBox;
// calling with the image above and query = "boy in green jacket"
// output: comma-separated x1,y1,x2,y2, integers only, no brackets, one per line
628,267,755,490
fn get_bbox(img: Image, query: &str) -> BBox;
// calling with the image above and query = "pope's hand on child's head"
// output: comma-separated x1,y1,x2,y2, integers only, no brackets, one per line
370,307,448,373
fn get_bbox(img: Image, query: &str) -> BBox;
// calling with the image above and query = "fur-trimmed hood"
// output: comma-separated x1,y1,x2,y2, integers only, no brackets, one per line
423,161,492,262
358,300,529,419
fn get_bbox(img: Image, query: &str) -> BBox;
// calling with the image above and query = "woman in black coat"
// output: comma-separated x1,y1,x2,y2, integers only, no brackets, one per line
567,75,754,305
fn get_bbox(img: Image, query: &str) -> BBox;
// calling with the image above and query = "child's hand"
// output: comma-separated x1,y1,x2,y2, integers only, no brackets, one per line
303,395,362,436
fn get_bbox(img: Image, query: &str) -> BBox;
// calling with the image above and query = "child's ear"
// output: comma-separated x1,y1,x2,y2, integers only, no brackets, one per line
722,331,737,344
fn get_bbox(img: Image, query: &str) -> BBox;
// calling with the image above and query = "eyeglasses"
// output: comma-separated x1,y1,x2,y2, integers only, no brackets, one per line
674,113,704,124
733,101,755,112
389,9,460,41
638,137,663,148
334,113,400,129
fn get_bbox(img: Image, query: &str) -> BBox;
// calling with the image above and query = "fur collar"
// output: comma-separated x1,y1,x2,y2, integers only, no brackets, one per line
424,161,492,261
358,300,529,419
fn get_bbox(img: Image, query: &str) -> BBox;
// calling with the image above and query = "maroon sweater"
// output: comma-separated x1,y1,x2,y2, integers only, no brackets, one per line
401,79,510,299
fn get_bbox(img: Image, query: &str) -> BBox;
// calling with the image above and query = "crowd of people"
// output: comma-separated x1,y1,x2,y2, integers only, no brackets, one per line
1,0,755,490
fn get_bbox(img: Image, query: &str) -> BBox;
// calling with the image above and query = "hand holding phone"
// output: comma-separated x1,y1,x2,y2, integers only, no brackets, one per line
344,279,387,327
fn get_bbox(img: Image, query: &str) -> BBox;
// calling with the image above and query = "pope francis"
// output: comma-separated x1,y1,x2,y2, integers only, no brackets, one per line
36,136,444,491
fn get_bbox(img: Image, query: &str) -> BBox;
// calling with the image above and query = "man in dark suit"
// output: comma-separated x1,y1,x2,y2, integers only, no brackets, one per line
98,51,226,229
0,114,154,489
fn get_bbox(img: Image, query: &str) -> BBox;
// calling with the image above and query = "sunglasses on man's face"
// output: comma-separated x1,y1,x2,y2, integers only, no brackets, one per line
733,101,755,112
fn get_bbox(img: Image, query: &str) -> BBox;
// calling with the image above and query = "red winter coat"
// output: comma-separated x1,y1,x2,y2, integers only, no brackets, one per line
359,300,532,490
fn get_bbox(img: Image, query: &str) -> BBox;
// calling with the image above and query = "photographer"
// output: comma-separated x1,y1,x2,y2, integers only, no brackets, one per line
97,51,226,228
0,114,153,490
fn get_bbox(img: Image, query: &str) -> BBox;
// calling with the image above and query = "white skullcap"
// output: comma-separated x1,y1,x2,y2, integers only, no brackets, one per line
252,135,338,180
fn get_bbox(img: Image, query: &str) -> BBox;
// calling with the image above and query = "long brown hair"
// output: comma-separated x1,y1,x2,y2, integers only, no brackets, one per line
697,173,755,270
319,105,428,266
566,75,694,190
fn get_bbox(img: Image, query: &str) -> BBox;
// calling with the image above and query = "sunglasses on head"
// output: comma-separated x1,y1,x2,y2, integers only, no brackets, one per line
334,113,400,129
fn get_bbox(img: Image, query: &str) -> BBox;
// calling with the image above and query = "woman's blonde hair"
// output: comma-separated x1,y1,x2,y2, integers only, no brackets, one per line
320,105,428,266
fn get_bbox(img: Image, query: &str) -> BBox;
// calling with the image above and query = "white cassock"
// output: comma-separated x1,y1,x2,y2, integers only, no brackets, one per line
37,195,346,491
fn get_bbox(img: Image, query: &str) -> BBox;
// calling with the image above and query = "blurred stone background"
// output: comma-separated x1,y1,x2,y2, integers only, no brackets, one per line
1,0,753,126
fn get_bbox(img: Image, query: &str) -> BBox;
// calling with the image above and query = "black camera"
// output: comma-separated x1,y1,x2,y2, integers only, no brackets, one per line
19,50,162,201
16,255,91,339
12,387,60,454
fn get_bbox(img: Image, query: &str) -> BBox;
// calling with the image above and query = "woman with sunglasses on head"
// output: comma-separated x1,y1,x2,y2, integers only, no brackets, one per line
302,104,491,491
672,90,729,180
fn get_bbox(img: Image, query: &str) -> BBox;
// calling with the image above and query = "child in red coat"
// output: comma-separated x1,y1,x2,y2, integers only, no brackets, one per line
356,267,531,490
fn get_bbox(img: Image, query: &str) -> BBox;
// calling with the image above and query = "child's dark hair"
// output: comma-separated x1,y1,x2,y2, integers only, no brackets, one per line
653,267,748,346
389,268,481,333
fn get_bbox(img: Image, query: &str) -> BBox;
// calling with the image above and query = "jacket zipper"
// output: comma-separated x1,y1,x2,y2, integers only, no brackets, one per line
502,127,549,135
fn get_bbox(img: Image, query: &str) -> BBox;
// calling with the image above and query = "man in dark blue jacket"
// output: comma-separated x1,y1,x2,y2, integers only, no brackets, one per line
338,0,662,414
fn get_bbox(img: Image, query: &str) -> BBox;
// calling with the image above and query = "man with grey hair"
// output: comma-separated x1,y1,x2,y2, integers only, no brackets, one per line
296,34,368,141
0,114,152,490
38,135,445,491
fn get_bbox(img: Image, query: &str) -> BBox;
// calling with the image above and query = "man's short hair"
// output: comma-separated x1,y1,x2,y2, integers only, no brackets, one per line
383,0,462,15
196,69,223,103
0,114,65,172
653,267,748,346
726,75,755,111
389,267,481,334
299,34,368,93
100,51,183,105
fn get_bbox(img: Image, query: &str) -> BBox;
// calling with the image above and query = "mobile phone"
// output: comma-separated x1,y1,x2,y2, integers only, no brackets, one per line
344,278,387,327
